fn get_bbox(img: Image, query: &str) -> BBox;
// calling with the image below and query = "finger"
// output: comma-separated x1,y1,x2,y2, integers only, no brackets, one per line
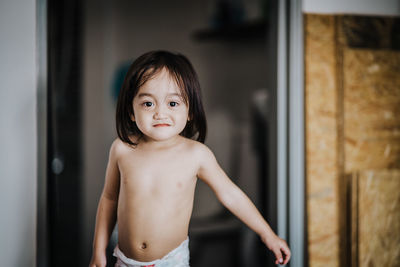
273,248,283,265
281,246,291,264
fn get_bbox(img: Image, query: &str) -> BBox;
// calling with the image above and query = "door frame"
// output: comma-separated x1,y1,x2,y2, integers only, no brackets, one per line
277,0,305,266
37,0,49,266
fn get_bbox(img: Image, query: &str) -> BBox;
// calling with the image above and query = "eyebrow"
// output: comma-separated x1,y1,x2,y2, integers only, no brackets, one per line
137,93,183,98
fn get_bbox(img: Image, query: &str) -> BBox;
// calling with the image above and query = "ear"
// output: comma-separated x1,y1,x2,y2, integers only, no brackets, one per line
130,114,135,122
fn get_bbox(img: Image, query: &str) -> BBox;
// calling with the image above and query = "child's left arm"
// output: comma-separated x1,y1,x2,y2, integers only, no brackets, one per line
196,144,291,265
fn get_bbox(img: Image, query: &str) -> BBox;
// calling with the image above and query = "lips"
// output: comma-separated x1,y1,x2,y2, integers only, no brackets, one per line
153,123,170,127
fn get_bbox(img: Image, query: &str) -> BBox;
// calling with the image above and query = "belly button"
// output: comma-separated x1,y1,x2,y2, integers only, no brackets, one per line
141,242,147,249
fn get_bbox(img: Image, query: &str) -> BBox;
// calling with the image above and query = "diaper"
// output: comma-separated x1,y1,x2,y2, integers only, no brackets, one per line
113,237,190,267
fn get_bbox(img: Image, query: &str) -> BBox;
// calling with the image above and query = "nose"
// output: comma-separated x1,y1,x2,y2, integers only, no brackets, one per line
153,105,167,120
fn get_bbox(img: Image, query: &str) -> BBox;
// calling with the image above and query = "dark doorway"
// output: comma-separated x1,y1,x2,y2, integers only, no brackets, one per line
47,0,83,265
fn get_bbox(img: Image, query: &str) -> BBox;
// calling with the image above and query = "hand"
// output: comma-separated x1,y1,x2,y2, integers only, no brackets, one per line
262,234,291,265
89,253,107,267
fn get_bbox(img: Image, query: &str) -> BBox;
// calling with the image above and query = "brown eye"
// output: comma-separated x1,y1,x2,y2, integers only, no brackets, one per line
144,102,153,107
169,101,178,107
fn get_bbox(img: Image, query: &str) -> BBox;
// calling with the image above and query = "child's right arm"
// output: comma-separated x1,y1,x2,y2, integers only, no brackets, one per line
89,140,121,267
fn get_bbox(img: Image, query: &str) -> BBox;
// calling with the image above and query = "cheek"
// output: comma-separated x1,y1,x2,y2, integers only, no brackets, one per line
178,111,190,125
131,109,145,126
177,107,188,118
134,112,150,124
182,106,189,117
131,105,137,120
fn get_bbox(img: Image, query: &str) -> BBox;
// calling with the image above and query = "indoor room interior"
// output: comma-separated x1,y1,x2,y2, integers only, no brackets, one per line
0,0,399,266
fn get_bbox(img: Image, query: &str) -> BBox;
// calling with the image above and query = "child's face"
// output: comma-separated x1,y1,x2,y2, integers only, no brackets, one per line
132,69,189,142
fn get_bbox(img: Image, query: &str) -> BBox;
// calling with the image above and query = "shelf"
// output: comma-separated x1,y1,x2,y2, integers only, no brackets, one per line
191,19,267,42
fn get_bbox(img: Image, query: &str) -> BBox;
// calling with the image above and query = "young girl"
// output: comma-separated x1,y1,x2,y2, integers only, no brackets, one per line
89,50,290,267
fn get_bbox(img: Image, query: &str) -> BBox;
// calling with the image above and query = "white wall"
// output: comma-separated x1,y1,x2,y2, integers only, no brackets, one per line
303,0,400,16
0,0,37,266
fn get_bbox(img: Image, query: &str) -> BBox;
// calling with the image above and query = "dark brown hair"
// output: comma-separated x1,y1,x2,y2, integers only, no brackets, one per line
116,50,207,146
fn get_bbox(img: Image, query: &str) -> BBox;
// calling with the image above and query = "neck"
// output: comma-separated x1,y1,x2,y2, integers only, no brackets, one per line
139,135,181,150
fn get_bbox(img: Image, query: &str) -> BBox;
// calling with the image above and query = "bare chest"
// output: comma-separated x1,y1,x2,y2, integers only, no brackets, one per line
118,152,198,195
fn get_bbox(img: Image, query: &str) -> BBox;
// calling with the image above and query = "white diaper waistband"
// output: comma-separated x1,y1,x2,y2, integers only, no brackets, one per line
113,237,189,267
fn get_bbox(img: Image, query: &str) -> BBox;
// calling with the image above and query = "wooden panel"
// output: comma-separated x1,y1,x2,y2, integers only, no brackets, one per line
305,14,400,267
351,170,400,267
344,49,400,172
305,14,339,267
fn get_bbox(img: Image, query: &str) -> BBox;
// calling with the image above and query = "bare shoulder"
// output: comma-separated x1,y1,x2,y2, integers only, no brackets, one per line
185,140,223,183
109,137,135,159
111,138,124,150
182,138,217,166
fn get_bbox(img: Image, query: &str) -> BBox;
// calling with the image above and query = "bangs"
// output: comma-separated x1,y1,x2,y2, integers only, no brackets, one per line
136,67,189,105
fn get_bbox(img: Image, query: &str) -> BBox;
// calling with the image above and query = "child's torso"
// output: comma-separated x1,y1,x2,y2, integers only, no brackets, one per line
116,137,199,262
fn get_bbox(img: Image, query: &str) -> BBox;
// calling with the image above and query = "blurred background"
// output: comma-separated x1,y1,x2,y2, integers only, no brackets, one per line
49,0,277,266
1,0,400,267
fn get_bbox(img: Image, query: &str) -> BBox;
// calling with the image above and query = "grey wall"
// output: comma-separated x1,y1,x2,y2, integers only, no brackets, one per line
0,0,37,266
